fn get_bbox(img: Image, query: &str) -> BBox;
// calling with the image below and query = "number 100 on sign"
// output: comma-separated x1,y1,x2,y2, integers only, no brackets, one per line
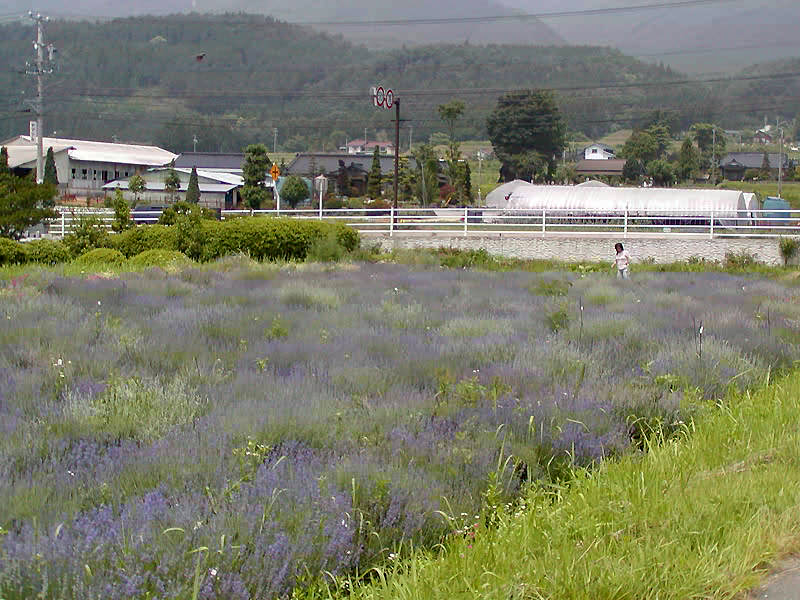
371,86,394,109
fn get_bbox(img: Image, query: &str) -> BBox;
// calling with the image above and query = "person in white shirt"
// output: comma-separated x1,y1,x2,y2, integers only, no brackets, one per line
613,242,631,279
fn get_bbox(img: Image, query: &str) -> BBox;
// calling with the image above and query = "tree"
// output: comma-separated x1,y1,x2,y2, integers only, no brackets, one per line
241,143,272,210
164,168,181,203
367,146,382,199
463,160,472,203
554,163,577,185
111,188,132,233
620,130,658,163
676,137,700,182
437,100,465,142
412,144,439,207
0,172,57,240
487,89,566,182
645,124,671,158
622,158,645,183
0,147,8,175
691,123,726,169
185,167,200,204
760,151,772,179
43,147,59,186
128,173,146,207
281,175,309,208
646,159,675,187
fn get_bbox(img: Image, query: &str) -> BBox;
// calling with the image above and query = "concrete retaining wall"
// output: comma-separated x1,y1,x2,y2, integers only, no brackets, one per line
362,233,787,266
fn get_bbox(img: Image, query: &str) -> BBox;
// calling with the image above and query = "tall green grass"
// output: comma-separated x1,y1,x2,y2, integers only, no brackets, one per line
316,371,800,600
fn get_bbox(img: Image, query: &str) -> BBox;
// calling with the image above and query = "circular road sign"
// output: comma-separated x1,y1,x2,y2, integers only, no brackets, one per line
385,89,394,109
375,86,385,107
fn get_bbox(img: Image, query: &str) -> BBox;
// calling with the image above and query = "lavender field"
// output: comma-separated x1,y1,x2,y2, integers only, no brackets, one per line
1,257,799,599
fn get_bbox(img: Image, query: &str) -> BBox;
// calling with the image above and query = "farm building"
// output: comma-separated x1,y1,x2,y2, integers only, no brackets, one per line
1,135,176,198
103,168,248,209
485,181,756,225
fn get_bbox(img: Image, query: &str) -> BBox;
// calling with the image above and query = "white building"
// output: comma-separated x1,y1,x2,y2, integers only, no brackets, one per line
2,135,176,198
581,143,616,160
345,139,395,155
103,168,251,210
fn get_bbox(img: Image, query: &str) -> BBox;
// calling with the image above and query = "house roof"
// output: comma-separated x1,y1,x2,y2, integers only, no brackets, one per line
102,180,239,193
3,135,176,166
287,152,415,176
172,152,244,171
719,153,789,169
147,167,244,186
582,143,615,153
4,144,71,169
575,159,626,175
347,140,394,148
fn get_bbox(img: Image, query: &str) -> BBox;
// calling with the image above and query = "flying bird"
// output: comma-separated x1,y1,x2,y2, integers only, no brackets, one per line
195,52,206,62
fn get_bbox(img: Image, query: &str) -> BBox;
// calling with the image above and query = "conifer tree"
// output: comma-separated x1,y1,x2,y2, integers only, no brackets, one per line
185,166,200,204
43,147,59,186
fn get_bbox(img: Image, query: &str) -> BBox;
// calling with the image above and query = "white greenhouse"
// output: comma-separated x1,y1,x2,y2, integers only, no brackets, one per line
484,182,755,226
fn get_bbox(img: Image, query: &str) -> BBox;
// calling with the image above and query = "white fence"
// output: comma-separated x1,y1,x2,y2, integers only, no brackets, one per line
220,207,800,239
38,206,800,240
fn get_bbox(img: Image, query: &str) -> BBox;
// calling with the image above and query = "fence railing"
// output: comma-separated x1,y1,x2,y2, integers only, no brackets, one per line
36,207,800,240
221,207,800,239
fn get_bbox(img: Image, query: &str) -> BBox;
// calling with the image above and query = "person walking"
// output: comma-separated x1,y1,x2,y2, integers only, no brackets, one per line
613,242,631,279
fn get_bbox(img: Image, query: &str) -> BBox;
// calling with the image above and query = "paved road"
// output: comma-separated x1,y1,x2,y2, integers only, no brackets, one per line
748,558,800,600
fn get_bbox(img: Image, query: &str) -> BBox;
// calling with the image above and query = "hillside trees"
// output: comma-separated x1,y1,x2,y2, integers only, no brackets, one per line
241,144,272,210
487,90,566,182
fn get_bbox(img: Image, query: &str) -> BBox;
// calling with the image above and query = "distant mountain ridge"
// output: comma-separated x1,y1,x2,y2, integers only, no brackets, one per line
501,0,800,73
0,0,564,48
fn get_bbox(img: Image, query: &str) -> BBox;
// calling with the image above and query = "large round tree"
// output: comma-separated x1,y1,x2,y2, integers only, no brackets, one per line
486,89,566,183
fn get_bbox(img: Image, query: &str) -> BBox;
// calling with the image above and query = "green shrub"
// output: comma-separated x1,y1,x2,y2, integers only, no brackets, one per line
74,247,126,266
306,232,345,262
723,250,757,269
25,239,71,265
437,248,493,269
779,237,799,267
106,225,178,257
546,306,570,332
0,237,29,265
63,214,109,257
199,217,359,262
530,278,572,297
128,249,191,269
158,201,217,225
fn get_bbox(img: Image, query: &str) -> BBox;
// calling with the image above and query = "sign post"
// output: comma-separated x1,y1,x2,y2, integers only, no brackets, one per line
315,174,328,219
371,84,400,222
270,163,281,215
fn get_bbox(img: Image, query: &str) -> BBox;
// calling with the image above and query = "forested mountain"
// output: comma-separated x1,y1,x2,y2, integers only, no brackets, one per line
0,14,794,153
0,0,563,48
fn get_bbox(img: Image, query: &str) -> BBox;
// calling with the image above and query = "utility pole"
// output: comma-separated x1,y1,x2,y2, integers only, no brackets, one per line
393,100,400,211
272,127,278,154
192,134,198,152
779,126,784,198
409,125,413,151
26,13,54,184
711,126,716,186
477,150,483,204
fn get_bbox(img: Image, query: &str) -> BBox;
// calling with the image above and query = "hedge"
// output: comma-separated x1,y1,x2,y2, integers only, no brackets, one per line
25,239,71,265
0,238,29,266
105,225,178,258
74,248,127,266
198,217,359,262
128,249,192,269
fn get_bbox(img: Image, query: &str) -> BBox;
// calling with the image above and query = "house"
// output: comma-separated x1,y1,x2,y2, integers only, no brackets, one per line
286,152,415,197
172,152,244,175
581,143,616,160
718,152,791,181
1,135,176,198
575,159,626,178
103,167,248,210
754,126,773,145
345,140,395,155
